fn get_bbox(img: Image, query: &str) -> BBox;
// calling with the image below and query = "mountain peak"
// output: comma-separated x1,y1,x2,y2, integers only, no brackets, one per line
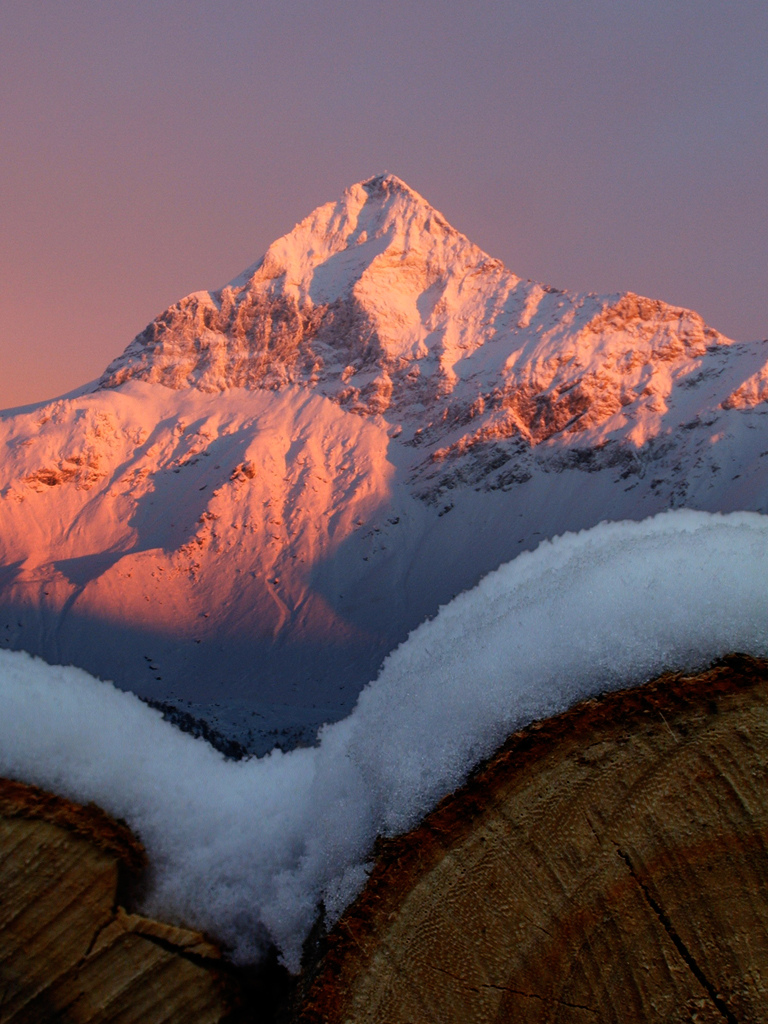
359,171,426,201
233,171,484,306
98,176,728,439
99,176,508,394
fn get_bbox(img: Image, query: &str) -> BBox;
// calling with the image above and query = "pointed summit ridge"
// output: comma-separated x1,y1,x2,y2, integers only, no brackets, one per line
237,171,490,305
99,174,512,396
355,171,451,220
99,175,730,448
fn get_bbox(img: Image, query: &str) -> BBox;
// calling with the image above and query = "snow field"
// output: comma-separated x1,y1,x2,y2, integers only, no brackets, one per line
1,509,767,969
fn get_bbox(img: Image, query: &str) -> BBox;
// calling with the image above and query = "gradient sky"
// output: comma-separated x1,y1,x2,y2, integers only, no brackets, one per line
1,0,766,411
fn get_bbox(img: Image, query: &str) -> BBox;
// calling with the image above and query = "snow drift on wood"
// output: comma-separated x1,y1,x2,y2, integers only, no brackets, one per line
1,510,768,969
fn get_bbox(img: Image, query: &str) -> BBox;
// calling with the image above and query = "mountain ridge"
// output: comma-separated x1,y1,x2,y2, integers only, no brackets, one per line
99,174,744,456
1,174,767,750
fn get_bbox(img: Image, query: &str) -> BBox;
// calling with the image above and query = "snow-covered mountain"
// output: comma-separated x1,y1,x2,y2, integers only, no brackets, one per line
2,173,767,750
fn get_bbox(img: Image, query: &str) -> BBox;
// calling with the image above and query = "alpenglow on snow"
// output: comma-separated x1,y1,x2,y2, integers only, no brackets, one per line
0,174,767,750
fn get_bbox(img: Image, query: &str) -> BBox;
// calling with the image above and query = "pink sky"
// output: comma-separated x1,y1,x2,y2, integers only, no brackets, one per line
1,1,766,411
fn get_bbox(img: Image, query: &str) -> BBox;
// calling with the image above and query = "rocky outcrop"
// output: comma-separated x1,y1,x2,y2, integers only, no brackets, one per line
0,778,246,1023
722,354,768,409
297,655,768,1024
97,175,730,449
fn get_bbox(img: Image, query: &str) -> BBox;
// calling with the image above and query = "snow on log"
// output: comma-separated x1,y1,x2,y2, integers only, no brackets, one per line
1,511,768,970
298,656,768,1024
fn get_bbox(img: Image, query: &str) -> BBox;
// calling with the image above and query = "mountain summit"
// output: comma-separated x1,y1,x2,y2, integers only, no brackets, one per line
100,173,510,399
100,174,738,452
1,177,767,750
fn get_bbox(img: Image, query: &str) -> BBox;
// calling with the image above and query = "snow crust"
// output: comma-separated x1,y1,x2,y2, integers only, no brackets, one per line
1,510,768,969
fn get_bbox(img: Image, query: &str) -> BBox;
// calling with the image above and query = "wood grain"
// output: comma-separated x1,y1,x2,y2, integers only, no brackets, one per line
0,778,239,1024
298,656,768,1024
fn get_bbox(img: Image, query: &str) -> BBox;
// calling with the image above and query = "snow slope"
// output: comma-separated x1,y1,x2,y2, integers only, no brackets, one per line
1,511,767,968
1,174,767,748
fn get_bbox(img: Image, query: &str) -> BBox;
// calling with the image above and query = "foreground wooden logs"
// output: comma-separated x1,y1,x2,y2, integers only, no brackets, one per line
0,778,241,1024
298,655,768,1024
5,656,768,1023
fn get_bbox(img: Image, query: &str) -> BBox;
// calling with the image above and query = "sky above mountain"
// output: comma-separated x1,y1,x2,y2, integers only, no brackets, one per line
1,0,766,410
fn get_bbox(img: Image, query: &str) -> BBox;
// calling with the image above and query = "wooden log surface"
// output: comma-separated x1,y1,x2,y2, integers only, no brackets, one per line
297,655,768,1024
5,656,768,1023
0,777,243,1024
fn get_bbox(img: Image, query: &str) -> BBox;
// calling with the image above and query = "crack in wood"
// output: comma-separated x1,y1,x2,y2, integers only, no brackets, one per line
131,928,228,973
584,811,602,847
420,961,479,992
83,915,114,959
479,984,599,1015
616,846,738,1024
423,962,599,1015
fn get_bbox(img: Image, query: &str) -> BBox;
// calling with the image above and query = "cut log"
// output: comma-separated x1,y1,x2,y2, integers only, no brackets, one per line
297,655,768,1024
0,778,242,1024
